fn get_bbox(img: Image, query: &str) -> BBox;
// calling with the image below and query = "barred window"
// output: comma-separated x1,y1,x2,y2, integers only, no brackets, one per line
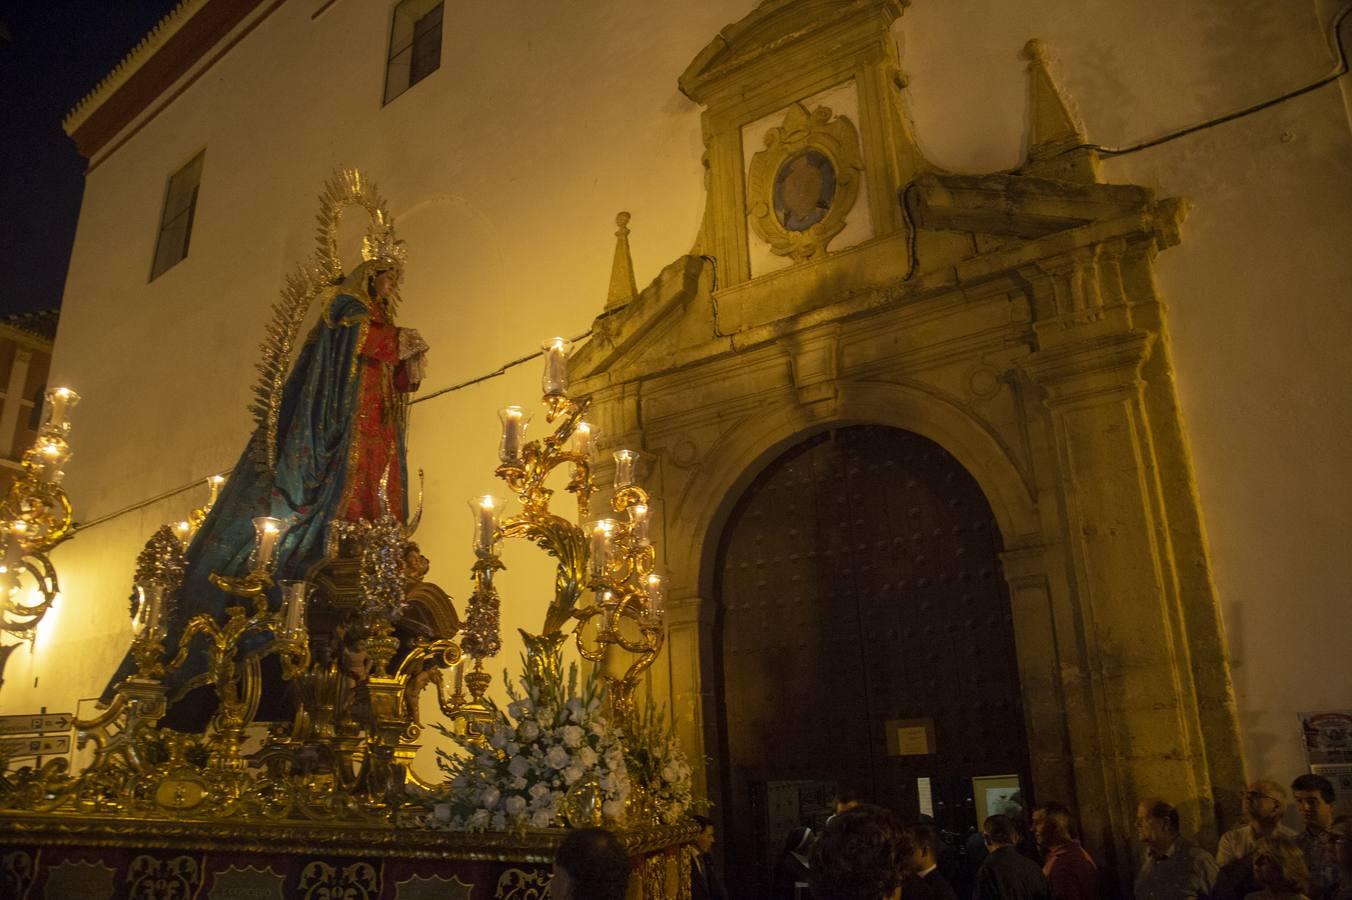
384,0,444,104
150,152,205,281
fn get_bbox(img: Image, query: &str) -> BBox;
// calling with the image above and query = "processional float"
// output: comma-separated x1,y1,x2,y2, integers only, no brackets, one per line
0,171,694,900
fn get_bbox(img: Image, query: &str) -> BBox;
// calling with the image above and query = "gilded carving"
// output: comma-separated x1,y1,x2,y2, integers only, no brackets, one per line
126,853,202,899
747,104,863,262
0,849,35,899
299,860,380,900
495,867,551,899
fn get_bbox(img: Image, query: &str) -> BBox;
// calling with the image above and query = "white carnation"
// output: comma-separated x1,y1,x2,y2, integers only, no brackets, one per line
546,745,571,770
505,795,527,816
561,725,585,748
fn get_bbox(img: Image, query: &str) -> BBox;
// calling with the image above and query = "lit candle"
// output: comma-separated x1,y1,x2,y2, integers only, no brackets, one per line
600,590,620,632
173,521,192,546
541,337,571,397
628,503,650,545
44,387,79,432
143,583,164,638
469,495,502,555
206,474,225,508
589,519,616,578
251,516,286,573
573,420,594,459
36,437,70,481
498,406,530,464
283,580,308,633
613,449,637,488
644,573,666,625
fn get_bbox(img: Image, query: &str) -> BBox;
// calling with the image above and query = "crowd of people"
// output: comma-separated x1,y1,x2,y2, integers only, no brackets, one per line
785,774,1350,900
546,773,1350,900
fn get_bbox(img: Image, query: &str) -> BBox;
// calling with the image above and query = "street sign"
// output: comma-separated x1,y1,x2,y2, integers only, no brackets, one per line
0,734,71,759
0,712,73,735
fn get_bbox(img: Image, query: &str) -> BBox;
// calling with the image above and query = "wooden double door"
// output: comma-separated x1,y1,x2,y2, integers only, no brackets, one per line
712,425,1032,894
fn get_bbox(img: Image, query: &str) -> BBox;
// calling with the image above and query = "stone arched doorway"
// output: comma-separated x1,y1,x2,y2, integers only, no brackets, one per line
713,424,1031,894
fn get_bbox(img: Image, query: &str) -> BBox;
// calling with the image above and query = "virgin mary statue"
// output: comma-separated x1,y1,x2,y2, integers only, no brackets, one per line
104,171,428,722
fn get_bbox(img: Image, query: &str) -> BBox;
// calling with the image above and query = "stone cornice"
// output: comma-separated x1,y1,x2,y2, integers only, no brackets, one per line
62,0,270,158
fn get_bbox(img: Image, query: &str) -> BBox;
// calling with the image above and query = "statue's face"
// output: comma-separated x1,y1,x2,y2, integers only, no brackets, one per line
372,268,400,300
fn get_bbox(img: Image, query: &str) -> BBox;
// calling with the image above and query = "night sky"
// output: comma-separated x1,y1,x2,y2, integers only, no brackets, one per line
0,1,180,319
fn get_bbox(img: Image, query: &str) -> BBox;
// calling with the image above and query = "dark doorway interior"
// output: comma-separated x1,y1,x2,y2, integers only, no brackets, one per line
711,425,1032,896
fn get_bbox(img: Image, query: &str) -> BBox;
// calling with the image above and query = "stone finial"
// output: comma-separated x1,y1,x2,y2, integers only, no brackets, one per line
606,211,639,310
1021,39,1099,183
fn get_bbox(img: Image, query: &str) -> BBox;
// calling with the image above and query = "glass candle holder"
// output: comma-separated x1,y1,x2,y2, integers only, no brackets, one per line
588,519,616,579
469,495,503,556
613,450,637,488
281,580,310,634
542,337,572,397
573,420,595,459
43,387,79,433
206,474,226,508
498,406,531,464
173,520,192,546
628,503,650,545
250,516,287,573
643,573,666,626
137,583,166,640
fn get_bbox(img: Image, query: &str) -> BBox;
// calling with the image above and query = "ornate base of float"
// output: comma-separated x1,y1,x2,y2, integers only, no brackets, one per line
0,813,695,900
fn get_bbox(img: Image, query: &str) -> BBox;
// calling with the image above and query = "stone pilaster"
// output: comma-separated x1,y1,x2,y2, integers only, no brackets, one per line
1020,248,1236,863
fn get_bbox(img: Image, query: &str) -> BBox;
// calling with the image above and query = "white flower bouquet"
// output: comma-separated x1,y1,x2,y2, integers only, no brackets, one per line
424,652,631,832
623,696,695,825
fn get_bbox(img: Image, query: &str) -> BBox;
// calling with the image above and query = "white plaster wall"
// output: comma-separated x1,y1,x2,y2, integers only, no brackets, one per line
7,0,1350,802
899,0,1352,807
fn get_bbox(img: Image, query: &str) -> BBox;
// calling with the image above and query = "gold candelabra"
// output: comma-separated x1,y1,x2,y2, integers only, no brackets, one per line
462,336,668,722
0,387,80,691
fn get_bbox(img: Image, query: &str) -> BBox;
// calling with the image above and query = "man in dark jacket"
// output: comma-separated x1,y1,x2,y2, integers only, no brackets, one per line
904,823,960,900
691,815,729,900
973,815,1051,900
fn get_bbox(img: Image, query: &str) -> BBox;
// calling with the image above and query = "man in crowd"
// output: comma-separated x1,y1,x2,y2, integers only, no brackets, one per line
1218,781,1297,865
1292,774,1341,899
835,785,865,817
1215,781,1297,900
1134,798,1219,900
810,804,912,900
552,827,630,900
1032,801,1100,900
903,822,959,900
691,814,729,900
974,814,1051,900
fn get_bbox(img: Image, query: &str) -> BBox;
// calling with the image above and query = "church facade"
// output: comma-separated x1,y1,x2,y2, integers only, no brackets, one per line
9,0,1351,885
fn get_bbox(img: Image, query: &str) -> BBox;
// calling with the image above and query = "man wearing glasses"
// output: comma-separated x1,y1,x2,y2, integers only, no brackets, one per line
1218,781,1298,866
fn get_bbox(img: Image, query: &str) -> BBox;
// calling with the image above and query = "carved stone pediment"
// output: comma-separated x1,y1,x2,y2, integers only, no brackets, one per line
570,256,710,386
679,0,906,103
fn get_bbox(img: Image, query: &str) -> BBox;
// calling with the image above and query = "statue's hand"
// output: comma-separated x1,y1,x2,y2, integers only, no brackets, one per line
397,327,429,360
